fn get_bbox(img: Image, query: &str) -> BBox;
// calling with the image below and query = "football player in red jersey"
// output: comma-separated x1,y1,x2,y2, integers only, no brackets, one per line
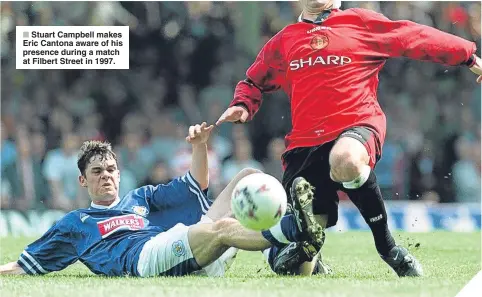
217,0,482,277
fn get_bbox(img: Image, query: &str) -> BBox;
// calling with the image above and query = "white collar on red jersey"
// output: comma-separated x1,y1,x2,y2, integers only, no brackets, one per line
298,10,332,24
90,197,120,209
298,13,303,22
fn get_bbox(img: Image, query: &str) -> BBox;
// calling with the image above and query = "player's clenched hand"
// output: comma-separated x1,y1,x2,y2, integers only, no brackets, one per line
186,122,214,145
216,106,249,126
469,55,482,84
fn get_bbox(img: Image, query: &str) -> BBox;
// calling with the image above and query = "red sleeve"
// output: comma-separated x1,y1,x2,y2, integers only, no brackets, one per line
353,8,477,66
229,31,287,121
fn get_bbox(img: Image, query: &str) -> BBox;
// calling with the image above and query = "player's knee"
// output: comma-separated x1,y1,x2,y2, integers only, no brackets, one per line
329,149,359,180
237,167,262,178
329,139,369,182
230,168,263,185
212,217,238,247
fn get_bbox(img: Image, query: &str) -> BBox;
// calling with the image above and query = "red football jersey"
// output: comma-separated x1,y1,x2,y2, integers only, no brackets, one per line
229,8,476,152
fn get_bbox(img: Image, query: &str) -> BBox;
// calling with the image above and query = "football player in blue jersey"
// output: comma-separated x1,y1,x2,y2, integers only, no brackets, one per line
0,122,325,277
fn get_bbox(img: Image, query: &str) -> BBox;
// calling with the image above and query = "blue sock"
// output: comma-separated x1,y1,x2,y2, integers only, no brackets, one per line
261,214,305,247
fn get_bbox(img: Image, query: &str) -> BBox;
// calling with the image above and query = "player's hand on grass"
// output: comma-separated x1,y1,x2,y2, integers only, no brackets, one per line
469,55,482,83
186,122,214,145
216,106,249,125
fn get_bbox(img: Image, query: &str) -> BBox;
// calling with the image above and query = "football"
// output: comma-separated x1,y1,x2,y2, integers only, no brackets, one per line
231,173,287,231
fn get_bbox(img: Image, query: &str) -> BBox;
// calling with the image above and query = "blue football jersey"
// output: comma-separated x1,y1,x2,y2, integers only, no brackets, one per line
17,171,209,277
145,171,212,229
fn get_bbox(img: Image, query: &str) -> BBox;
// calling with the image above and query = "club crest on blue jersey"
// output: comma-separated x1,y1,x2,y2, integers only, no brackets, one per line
172,240,186,257
132,206,148,217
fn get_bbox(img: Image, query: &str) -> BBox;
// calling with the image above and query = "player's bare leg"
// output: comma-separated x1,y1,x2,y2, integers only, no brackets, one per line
329,136,423,277
188,215,313,268
198,168,261,276
188,218,271,267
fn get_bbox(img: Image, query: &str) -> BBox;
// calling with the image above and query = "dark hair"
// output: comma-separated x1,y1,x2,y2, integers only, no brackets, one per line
77,140,118,176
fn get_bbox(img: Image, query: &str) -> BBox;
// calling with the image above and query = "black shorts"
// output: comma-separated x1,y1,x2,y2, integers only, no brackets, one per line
280,126,380,228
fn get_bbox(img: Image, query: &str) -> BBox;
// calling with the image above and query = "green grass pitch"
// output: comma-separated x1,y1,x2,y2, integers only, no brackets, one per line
1,231,480,297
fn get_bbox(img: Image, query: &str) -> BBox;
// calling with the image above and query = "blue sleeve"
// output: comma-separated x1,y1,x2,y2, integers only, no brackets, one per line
145,171,211,214
17,218,78,275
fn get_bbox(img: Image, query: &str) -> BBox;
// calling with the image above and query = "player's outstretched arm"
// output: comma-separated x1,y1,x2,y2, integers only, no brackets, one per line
9,218,78,276
0,262,26,275
216,31,287,126
354,8,480,83
185,122,214,190
142,123,213,209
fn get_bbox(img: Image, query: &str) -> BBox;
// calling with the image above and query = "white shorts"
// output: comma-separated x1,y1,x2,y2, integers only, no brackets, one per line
137,223,196,277
137,216,238,277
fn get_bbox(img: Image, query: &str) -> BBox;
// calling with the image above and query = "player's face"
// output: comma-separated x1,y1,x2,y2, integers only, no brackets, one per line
79,155,120,202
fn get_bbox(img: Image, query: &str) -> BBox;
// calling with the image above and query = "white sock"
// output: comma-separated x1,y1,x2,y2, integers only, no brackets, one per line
268,221,290,244
262,248,271,262
342,165,371,189
201,247,238,277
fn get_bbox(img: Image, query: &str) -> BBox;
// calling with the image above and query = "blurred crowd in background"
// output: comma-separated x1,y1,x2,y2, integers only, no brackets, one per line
0,1,480,212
